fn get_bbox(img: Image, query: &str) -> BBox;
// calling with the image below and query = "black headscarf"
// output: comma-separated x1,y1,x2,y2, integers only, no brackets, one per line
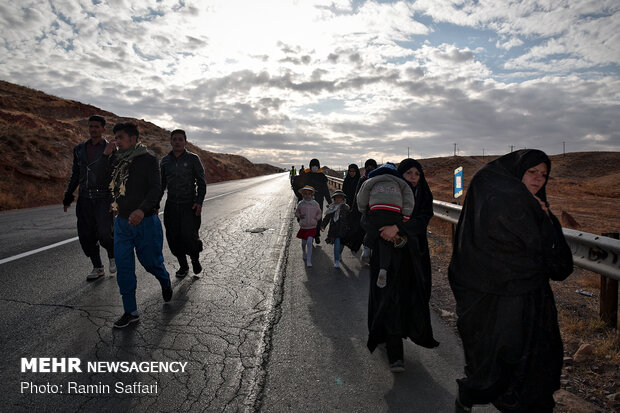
449,149,572,295
397,158,434,238
342,163,360,205
484,149,551,202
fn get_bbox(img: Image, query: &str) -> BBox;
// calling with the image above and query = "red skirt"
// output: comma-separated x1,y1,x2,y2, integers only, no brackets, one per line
296,227,317,240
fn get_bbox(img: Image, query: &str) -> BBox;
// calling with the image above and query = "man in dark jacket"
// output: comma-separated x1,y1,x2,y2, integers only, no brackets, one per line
160,129,207,277
299,158,332,244
63,115,115,280
102,122,172,328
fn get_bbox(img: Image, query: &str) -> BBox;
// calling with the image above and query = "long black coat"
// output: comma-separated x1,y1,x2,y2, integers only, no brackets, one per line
342,164,362,251
346,172,371,252
448,149,573,411
367,159,439,353
342,164,360,206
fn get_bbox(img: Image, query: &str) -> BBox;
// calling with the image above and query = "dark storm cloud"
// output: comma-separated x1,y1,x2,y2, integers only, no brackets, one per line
258,97,283,110
185,35,207,48
329,80,620,158
435,48,474,63
178,69,404,100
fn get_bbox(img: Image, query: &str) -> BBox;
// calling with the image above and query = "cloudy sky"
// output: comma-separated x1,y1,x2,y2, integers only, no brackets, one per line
1,0,619,168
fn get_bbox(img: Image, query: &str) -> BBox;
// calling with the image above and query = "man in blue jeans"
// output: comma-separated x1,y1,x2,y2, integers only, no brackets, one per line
101,122,173,328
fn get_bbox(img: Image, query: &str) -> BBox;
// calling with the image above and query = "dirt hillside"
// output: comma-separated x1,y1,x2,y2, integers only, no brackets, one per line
421,153,620,235
0,80,283,210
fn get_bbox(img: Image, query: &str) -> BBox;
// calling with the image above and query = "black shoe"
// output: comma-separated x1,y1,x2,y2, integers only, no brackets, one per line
315,236,321,245
162,284,173,302
114,312,139,328
455,398,472,413
175,268,189,278
191,258,202,274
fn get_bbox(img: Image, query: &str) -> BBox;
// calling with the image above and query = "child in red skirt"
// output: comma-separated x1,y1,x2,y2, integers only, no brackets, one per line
295,185,322,267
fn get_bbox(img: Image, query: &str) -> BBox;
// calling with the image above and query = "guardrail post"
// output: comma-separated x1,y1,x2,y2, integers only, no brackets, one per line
600,232,619,329
450,201,459,244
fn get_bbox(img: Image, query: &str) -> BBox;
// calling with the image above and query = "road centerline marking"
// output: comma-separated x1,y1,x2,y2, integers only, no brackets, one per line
0,186,263,266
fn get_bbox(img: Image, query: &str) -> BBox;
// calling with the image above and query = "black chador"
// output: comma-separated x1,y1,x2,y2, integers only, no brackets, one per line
449,150,573,412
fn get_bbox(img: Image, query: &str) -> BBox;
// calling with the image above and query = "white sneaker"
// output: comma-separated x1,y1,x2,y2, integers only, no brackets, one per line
361,247,371,265
109,258,117,274
86,267,105,280
334,262,340,268
390,359,405,373
376,269,387,288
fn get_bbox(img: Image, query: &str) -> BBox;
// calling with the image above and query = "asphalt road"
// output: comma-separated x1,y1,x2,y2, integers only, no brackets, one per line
259,214,497,413
1,173,497,412
1,173,292,412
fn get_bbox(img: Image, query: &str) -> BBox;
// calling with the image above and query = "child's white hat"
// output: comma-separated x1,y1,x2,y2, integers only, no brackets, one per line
298,185,316,194
332,190,346,199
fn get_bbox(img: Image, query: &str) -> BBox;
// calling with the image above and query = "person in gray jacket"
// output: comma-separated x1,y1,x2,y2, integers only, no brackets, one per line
357,162,414,288
160,129,207,277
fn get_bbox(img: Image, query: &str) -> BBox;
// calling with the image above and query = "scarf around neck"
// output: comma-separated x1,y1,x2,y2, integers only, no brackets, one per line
326,202,343,222
109,143,149,211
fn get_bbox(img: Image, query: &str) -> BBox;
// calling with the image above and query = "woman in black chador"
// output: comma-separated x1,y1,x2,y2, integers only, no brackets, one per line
449,149,573,413
342,163,362,252
366,158,439,373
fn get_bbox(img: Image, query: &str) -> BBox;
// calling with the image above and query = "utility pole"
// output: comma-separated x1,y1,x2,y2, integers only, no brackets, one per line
454,143,457,157
408,147,410,158
482,148,485,158
510,145,514,152
563,141,566,156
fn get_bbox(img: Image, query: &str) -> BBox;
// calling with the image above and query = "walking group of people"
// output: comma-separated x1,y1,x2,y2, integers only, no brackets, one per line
63,117,573,411
290,149,573,413
63,115,207,328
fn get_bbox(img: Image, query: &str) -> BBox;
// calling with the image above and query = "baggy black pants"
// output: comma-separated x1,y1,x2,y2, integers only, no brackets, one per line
76,196,114,267
163,202,203,263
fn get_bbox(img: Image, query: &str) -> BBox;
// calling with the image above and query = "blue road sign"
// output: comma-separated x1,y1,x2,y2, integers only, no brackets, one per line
454,167,463,198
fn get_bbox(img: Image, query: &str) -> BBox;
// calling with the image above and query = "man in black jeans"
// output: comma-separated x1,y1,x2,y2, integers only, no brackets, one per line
63,115,115,280
160,129,207,277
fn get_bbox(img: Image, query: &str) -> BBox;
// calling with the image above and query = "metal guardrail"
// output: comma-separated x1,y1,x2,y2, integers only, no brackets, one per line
564,229,620,280
326,175,620,281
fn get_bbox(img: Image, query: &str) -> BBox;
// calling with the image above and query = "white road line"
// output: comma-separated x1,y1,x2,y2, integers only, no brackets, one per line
0,237,79,265
0,187,254,266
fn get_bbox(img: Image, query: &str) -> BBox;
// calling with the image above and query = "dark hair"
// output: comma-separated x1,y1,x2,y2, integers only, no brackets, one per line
113,122,139,139
170,129,187,140
364,158,377,169
309,158,320,168
88,115,106,127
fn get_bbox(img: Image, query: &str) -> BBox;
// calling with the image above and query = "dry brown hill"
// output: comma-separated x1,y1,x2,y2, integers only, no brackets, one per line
0,80,283,210
417,152,620,235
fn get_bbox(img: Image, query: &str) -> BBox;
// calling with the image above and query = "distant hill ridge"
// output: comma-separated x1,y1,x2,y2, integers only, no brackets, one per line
0,80,283,210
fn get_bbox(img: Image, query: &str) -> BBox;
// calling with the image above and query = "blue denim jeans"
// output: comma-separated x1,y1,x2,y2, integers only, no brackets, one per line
114,215,170,313
333,237,345,262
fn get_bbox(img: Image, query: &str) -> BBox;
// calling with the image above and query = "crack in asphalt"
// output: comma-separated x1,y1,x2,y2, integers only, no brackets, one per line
7,178,296,412
245,205,294,412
